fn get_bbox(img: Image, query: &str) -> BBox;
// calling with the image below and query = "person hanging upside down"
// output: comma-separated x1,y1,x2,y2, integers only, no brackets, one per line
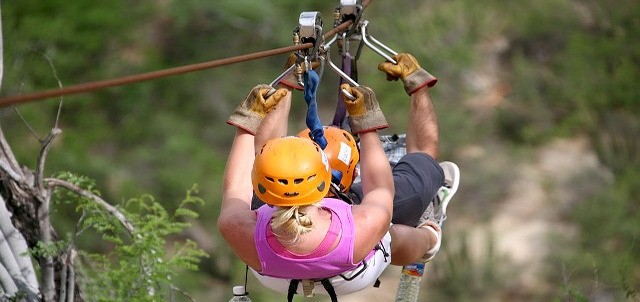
255,52,460,263
218,53,458,301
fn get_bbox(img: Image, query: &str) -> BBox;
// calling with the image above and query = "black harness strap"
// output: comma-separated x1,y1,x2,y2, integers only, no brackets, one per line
329,184,353,204
287,279,300,302
287,278,339,302
320,278,339,302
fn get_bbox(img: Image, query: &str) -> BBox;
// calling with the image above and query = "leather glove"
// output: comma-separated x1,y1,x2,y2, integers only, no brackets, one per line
340,84,388,134
377,53,437,95
226,84,288,135
279,54,320,91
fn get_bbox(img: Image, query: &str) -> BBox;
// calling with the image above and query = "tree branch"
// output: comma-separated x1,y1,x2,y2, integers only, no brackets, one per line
35,128,61,191
66,250,76,302
170,284,197,302
39,192,55,302
45,178,135,235
0,125,25,182
0,157,23,183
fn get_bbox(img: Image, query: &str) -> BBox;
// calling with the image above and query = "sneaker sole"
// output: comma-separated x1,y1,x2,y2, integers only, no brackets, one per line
438,161,460,222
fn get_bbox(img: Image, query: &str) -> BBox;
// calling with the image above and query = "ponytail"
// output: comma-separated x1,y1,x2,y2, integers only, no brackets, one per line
270,205,317,243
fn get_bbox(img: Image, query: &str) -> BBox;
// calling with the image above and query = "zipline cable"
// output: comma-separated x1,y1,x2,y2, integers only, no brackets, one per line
0,0,371,108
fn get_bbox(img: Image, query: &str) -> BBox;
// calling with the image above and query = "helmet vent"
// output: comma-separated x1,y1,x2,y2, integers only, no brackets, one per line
317,181,326,192
257,184,266,194
265,177,275,183
308,174,317,181
278,179,288,185
294,178,303,184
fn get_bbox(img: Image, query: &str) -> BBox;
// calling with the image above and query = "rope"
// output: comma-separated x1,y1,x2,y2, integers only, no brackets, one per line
0,0,372,108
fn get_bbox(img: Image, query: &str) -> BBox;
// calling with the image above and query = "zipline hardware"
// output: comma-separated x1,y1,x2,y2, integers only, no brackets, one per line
0,0,373,108
267,0,399,101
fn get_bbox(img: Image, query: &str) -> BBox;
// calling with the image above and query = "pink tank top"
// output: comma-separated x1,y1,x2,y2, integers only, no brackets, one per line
255,198,371,279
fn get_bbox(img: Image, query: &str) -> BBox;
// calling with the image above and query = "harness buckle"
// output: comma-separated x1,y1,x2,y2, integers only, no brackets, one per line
302,279,315,297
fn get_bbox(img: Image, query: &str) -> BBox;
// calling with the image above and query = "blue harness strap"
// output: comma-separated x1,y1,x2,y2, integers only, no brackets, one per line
304,70,328,149
303,70,343,185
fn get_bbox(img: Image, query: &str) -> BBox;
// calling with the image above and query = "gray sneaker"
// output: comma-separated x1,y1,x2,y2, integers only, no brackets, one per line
418,161,460,262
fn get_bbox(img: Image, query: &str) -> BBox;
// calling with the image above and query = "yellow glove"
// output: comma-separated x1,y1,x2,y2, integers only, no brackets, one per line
378,53,437,95
340,84,388,134
226,84,288,134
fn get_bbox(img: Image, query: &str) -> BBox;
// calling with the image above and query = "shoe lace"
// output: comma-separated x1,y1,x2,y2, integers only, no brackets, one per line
421,186,450,227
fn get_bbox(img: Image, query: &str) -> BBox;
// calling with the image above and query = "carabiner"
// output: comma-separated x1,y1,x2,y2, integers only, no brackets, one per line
324,51,357,100
360,20,398,64
265,64,296,97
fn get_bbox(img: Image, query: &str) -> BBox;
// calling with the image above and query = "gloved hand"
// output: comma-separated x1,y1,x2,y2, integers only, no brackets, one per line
340,84,388,134
226,84,288,135
377,53,437,95
279,54,320,91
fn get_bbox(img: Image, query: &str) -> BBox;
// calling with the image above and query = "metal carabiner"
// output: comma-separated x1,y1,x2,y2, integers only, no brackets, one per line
360,20,398,64
265,64,297,97
324,50,357,100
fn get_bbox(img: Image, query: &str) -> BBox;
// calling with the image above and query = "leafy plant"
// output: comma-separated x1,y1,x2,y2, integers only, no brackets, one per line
51,174,208,302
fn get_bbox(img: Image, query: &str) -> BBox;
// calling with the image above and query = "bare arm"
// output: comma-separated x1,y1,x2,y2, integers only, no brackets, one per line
352,130,394,261
218,86,288,270
406,87,439,158
254,89,292,151
218,129,261,269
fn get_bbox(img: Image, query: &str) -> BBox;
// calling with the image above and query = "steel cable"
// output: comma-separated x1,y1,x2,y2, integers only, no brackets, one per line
0,0,371,108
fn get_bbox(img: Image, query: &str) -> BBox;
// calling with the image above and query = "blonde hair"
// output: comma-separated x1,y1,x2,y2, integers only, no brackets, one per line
270,204,319,243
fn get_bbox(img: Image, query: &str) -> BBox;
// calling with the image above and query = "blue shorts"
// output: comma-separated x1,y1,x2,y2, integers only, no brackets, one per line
350,152,444,227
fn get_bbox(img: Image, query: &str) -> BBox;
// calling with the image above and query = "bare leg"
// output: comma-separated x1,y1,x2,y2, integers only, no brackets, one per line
389,224,438,266
405,88,439,159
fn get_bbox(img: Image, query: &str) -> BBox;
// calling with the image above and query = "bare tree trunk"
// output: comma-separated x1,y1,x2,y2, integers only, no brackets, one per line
0,195,40,300
0,2,43,300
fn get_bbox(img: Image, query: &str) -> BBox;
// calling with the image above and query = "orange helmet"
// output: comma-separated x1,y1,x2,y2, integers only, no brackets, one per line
252,136,331,207
297,126,360,192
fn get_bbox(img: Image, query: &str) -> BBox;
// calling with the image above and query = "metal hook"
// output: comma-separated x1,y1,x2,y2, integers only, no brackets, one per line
324,50,357,100
324,32,339,49
360,20,398,64
265,64,296,97
326,52,359,87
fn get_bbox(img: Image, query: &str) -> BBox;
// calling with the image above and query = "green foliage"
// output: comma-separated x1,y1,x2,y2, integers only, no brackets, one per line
82,190,206,301
426,230,513,301
3,0,640,300
547,166,640,300
28,239,70,259
50,173,208,301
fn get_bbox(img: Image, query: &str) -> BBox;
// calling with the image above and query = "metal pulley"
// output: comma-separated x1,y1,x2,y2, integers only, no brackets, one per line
292,11,325,84
337,0,363,29
296,11,323,60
